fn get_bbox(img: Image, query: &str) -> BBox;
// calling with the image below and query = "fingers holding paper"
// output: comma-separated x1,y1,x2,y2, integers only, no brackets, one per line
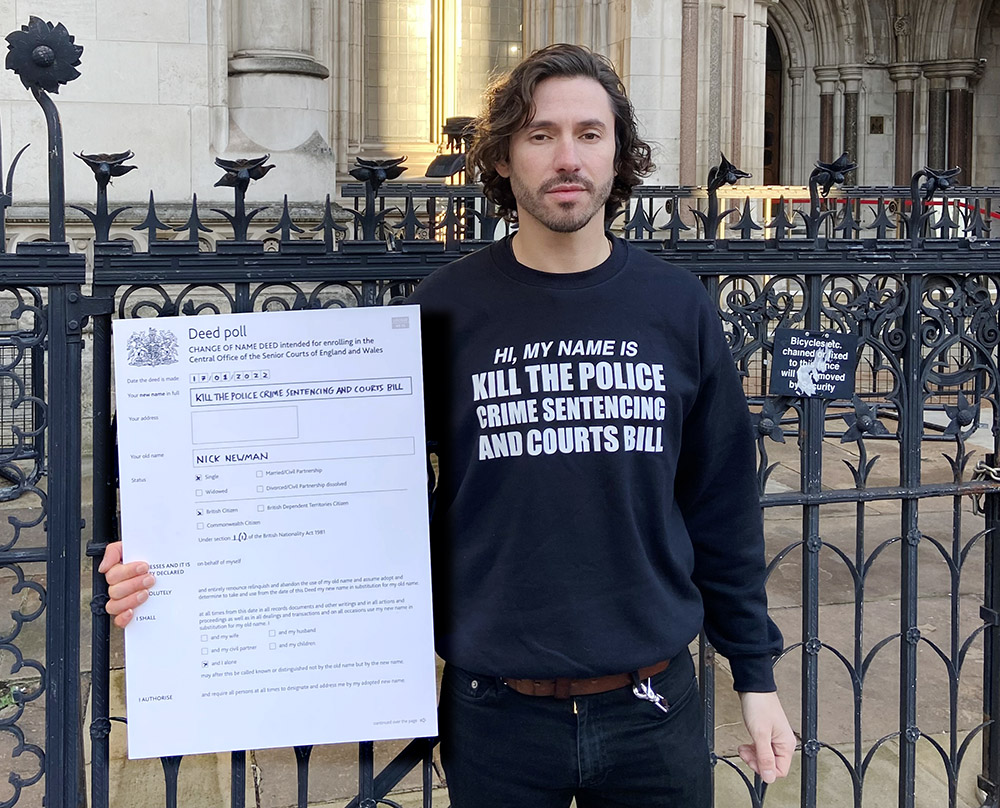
99,540,154,628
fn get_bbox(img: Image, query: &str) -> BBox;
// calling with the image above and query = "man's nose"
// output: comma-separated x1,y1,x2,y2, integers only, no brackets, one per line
552,137,582,173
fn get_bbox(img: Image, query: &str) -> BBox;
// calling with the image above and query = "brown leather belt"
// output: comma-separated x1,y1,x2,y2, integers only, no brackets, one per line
502,660,670,699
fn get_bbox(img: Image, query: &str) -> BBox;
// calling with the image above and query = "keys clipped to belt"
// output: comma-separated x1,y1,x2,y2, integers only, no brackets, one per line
630,672,670,714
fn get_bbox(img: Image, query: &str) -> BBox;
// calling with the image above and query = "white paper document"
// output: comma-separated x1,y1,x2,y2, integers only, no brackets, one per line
113,306,437,759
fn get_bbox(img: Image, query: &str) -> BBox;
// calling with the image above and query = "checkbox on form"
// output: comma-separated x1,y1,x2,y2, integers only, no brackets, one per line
257,485,263,493
258,505,264,512
256,470,263,478
269,643,276,650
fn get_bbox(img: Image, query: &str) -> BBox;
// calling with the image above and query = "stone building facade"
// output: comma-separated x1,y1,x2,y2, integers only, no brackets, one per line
1,0,999,226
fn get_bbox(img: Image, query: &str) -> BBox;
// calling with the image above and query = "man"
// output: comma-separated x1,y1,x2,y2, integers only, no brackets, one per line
103,43,793,807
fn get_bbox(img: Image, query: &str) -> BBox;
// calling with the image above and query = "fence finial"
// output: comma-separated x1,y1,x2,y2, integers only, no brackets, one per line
5,17,84,244
693,153,750,240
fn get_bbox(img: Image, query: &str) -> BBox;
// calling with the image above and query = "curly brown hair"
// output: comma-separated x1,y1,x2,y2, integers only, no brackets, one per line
467,43,654,222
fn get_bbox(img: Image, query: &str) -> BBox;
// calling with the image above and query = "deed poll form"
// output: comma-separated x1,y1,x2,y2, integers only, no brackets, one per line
113,306,437,759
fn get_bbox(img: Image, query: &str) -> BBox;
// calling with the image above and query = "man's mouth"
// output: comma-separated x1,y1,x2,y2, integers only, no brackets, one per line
542,177,592,197
545,184,589,201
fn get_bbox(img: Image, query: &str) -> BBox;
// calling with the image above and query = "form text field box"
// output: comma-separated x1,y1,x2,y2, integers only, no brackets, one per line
191,406,299,445
191,436,416,468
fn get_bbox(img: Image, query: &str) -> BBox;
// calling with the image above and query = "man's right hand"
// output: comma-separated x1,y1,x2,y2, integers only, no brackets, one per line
98,541,154,628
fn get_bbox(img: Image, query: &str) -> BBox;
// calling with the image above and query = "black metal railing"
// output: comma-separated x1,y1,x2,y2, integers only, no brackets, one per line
72,188,1000,808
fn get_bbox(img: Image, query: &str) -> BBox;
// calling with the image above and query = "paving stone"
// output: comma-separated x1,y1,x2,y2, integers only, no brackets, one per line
252,739,445,807
756,416,993,498
88,668,234,806
763,503,989,612
251,659,447,806
0,506,47,552
310,786,450,808
712,594,985,764
0,699,45,808
90,664,447,807
712,732,984,808
0,567,46,677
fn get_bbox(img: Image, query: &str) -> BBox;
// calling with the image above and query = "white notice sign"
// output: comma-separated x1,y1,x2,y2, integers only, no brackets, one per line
113,306,437,759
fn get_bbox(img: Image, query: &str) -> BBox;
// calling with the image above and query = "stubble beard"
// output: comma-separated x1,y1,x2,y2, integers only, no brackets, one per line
510,173,614,234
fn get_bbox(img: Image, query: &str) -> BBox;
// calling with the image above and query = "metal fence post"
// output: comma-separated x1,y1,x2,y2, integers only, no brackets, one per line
898,272,923,808
799,271,823,808
86,299,116,808
981,453,1000,805
45,285,85,808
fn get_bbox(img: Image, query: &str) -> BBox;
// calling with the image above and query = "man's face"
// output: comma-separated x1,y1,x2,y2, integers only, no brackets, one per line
496,76,617,234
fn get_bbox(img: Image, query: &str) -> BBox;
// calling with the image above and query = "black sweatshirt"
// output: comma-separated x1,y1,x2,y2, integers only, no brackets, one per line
408,235,781,692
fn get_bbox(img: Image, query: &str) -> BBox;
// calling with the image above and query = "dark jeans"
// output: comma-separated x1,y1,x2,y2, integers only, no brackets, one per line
439,651,711,808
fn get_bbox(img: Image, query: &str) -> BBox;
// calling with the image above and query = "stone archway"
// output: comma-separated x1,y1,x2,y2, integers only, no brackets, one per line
765,0,811,184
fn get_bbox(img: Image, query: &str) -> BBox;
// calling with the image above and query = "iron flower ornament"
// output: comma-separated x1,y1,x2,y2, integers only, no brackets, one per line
5,17,83,93
347,157,408,242
756,412,786,444
211,155,274,241
919,166,962,201
349,157,408,195
707,153,751,193
75,151,137,187
214,155,275,191
810,153,858,198
755,397,795,444
942,391,979,438
841,395,889,443
693,153,750,240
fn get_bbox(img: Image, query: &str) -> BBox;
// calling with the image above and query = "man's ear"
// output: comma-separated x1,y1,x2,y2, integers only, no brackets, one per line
495,158,511,179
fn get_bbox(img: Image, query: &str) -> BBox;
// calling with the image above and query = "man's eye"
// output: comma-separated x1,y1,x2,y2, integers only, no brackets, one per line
581,132,600,140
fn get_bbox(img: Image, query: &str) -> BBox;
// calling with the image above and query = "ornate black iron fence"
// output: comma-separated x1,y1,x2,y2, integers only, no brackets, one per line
0,252,86,808
78,185,1000,808
4,14,1000,808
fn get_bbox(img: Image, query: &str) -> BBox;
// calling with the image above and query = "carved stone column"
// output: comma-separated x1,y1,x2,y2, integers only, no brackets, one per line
230,0,328,78
332,0,361,175
787,66,805,183
888,63,920,185
523,0,611,53
678,0,699,185
923,62,950,170
227,0,332,197
948,74,969,177
814,66,839,162
228,0,330,153
731,14,746,166
839,65,862,184
707,2,726,166
945,61,981,180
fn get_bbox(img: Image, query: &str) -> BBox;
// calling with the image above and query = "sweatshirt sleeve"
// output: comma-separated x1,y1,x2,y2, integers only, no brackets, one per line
409,278,451,450
674,313,782,692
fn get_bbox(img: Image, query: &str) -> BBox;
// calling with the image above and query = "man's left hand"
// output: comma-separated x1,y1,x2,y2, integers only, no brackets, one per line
736,691,795,783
